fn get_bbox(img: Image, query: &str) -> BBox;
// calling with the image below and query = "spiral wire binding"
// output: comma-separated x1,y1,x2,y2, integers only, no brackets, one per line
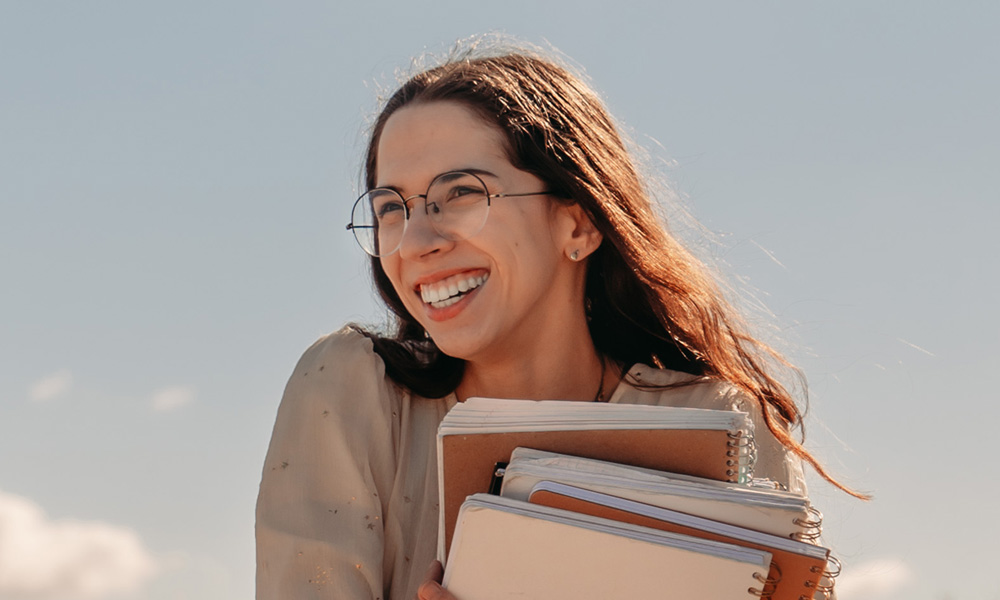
801,555,841,599
726,430,756,483
802,582,833,600
790,506,823,542
794,506,824,529
816,555,842,579
747,564,782,598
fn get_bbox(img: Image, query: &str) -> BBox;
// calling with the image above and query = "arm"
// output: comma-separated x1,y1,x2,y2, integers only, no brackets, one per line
256,329,400,599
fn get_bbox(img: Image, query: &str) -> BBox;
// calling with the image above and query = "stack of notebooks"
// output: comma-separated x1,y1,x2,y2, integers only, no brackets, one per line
436,398,836,600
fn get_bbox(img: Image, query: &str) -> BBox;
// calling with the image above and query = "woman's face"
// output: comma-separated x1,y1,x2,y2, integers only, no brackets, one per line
375,101,586,364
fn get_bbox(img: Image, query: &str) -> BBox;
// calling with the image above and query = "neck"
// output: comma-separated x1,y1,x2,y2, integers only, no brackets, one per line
455,328,606,403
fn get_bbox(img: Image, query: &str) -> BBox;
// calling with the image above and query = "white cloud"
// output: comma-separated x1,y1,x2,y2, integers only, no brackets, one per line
28,370,73,402
836,557,913,599
0,490,158,599
150,385,197,412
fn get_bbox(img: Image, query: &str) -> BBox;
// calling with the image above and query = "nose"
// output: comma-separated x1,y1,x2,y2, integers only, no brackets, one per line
396,196,452,260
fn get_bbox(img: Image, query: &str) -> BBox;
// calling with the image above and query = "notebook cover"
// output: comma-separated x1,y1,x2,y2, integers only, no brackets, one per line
440,427,735,557
444,500,768,600
530,487,829,600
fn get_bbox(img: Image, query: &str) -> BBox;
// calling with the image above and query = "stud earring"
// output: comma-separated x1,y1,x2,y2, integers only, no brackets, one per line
570,250,580,261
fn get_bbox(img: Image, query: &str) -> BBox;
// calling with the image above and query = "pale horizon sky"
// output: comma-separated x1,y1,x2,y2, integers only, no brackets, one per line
1,2,997,599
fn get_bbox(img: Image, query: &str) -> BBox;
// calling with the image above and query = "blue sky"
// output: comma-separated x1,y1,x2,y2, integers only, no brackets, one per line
1,2,997,599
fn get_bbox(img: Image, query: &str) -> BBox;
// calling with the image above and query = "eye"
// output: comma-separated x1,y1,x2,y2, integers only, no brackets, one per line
451,186,478,198
366,189,406,224
443,184,486,204
376,200,406,219
427,172,488,208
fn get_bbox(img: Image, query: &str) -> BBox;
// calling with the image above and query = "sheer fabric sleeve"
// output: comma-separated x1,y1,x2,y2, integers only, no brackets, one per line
256,329,400,600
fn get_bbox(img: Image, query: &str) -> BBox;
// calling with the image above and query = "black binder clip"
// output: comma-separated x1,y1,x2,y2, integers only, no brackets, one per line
487,461,508,495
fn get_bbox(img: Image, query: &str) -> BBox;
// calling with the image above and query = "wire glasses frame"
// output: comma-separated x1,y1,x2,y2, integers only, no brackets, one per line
346,170,553,257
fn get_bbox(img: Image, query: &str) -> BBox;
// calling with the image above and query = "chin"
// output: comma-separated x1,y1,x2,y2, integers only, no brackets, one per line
425,327,491,363
428,336,476,361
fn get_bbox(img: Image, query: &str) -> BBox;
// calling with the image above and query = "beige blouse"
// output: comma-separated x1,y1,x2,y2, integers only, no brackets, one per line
255,327,808,600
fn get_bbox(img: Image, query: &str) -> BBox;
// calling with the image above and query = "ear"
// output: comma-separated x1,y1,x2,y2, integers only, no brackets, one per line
555,202,603,262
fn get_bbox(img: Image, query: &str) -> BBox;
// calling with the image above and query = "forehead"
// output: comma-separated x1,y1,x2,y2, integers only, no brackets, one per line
374,101,510,189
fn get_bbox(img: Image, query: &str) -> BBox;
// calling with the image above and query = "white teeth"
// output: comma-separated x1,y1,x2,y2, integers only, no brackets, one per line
419,273,488,307
433,295,463,308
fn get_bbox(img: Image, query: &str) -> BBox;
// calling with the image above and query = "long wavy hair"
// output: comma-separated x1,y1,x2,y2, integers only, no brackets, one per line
357,45,865,498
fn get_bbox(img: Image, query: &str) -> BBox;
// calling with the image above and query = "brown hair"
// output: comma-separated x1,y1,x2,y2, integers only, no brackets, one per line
359,46,866,499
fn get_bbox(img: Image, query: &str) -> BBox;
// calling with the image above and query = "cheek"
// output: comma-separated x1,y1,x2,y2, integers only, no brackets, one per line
379,257,407,298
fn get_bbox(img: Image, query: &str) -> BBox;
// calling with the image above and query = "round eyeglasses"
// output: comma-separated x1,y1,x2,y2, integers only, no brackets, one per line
346,170,553,257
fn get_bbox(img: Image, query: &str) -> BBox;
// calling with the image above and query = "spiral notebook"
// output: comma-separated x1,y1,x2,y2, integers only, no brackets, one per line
500,447,819,540
436,398,755,560
528,481,831,600
443,494,773,600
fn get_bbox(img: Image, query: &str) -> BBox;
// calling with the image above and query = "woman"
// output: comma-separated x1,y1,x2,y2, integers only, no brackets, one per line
256,44,861,600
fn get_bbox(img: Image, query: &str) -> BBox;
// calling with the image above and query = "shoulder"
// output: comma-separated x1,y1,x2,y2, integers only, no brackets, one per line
618,364,738,410
293,325,382,377
279,325,400,423
620,362,782,425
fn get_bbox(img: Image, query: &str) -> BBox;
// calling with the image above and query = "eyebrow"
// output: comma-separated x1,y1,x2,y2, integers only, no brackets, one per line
375,168,499,193
459,168,498,179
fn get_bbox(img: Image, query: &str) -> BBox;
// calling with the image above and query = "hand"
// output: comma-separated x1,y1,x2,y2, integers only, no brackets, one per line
416,560,459,600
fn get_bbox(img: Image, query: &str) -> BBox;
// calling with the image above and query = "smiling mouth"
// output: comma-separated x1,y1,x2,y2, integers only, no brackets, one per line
419,271,489,309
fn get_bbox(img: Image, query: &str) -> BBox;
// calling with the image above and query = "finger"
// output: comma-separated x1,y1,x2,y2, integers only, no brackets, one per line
416,579,448,600
417,561,450,600
423,559,444,584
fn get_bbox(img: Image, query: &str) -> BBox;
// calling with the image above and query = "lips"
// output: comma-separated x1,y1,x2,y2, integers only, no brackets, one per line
418,270,489,308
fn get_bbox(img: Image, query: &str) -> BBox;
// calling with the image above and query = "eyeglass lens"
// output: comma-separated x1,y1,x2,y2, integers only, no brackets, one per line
350,171,491,257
